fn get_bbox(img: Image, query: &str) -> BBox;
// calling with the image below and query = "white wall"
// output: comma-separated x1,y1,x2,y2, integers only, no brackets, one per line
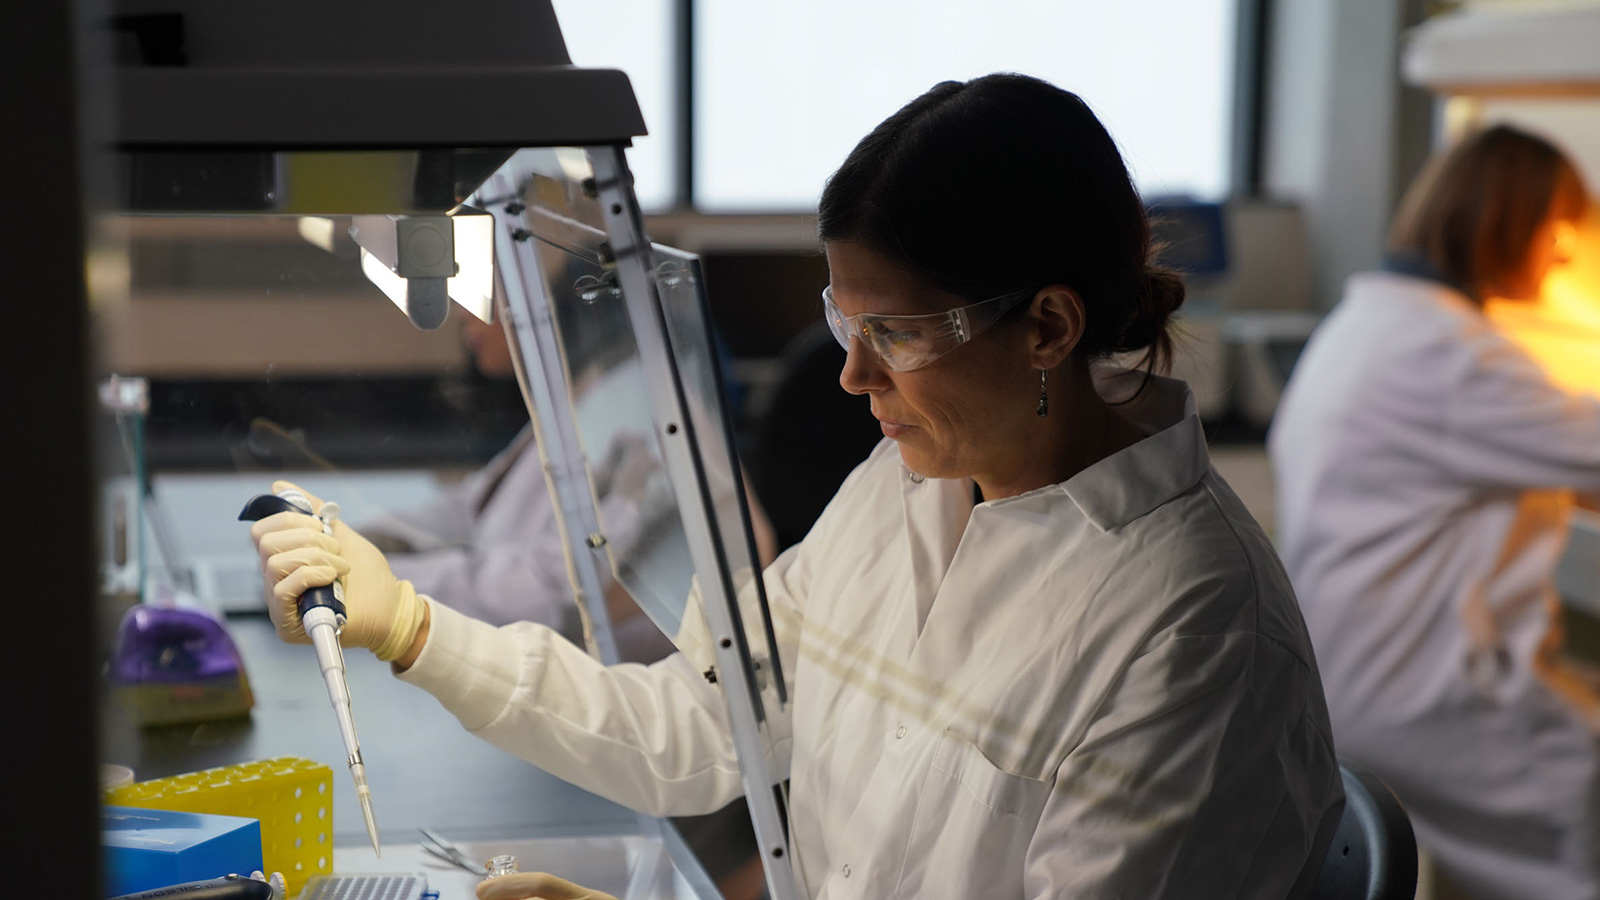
1261,0,1426,309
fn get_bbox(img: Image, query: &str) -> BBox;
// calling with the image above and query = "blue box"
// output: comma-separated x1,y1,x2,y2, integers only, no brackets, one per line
102,805,263,896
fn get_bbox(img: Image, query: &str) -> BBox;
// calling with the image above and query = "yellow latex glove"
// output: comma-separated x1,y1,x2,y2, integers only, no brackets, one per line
249,480,426,662
477,873,618,900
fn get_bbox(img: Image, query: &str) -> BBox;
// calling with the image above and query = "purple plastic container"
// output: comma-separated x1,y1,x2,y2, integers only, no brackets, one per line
111,606,255,725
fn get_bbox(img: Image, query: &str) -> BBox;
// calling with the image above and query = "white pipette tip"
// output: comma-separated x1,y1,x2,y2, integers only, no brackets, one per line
358,782,380,857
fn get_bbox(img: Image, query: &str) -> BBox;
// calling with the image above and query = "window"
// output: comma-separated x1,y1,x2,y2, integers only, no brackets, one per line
696,1,1236,211
557,0,1238,212
551,0,677,211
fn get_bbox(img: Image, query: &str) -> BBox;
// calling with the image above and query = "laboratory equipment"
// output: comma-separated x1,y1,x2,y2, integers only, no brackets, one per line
417,829,489,877
98,374,256,729
105,758,334,896
1403,4,1600,93
99,376,151,612
821,285,1034,372
96,0,794,895
109,872,286,900
1222,311,1324,431
103,806,263,896
1148,197,1230,277
157,470,442,616
1143,196,1230,421
487,169,795,895
298,875,430,900
108,605,255,726
238,490,379,858
103,764,137,791
98,375,205,609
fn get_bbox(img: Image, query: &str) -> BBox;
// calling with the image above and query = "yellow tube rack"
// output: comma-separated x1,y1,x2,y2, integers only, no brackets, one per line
105,757,334,896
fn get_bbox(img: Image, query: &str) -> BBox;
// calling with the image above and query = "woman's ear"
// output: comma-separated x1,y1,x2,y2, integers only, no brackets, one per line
1028,284,1085,368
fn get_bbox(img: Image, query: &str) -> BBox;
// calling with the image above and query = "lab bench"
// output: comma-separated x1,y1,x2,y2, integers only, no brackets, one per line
99,616,722,899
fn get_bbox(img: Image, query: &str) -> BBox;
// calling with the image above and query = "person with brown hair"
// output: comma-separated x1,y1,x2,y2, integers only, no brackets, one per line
1270,124,1599,900
252,73,1341,898
1385,124,1586,304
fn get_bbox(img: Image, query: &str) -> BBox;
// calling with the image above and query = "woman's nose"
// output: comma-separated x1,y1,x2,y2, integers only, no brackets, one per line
839,337,889,395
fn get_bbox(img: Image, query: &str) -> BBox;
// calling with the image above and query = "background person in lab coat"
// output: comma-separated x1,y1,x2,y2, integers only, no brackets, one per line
358,310,676,660
252,73,1342,899
1269,125,1598,900
362,309,779,661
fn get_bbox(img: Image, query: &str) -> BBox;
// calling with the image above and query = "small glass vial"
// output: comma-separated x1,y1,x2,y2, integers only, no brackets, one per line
485,855,520,879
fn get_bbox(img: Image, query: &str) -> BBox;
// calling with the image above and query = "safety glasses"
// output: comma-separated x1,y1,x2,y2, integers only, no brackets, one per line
822,285,1034,372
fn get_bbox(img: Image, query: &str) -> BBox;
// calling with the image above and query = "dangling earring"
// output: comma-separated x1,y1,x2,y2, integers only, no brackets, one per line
1036,368,1048,417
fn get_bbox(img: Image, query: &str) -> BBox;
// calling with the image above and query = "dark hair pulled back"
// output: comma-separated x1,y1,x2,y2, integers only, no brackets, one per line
818,73,1184,375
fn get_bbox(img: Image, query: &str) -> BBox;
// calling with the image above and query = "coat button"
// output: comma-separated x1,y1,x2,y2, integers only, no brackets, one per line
895,725,906,739
842,864,851,878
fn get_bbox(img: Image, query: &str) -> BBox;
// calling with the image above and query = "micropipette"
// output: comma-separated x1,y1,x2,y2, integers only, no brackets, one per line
239,488,381,856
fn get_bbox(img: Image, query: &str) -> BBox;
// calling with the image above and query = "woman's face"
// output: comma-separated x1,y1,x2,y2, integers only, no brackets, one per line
825,241,1037,482
1505,177,1587,301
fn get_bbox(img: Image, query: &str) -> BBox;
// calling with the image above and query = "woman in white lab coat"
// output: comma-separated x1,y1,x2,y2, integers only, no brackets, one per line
254,73,1342,899
1270,125,1598,900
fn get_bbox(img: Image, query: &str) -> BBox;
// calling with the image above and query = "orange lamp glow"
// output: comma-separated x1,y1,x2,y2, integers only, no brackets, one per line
1487,207,1600,397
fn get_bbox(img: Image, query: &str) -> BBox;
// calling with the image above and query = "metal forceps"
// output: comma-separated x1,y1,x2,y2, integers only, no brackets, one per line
418,828,489,876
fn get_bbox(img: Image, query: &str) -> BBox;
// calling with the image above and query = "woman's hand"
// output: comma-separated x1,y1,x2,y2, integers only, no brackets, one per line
249,480,428,662
476,873,618,900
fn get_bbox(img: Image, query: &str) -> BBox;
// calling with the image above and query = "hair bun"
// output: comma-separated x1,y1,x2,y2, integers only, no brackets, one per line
1148,268,1187,317
1113,267,1186,367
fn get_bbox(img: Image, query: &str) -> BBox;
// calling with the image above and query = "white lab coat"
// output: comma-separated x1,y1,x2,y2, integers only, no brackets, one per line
1270,271,1600,900
363,426,674,662
400,370,1342,899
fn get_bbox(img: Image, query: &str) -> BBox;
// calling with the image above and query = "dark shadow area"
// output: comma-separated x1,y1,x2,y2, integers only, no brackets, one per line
143,374,529,471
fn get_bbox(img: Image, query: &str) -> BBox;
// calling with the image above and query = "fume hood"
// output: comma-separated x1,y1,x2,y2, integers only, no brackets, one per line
1403,2,1600,96
97,1,797,897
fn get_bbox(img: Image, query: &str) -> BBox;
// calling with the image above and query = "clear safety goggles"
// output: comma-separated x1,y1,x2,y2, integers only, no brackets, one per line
822,285,1034,372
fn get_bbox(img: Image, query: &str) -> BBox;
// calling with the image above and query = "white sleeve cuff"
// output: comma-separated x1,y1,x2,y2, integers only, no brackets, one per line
395,597,538,731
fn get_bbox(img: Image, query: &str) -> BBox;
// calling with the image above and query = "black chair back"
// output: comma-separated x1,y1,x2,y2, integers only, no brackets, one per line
746,320,881,551
1311,763,1418,900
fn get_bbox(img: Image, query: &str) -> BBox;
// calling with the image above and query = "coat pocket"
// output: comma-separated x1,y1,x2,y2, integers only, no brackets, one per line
894,730,1050,899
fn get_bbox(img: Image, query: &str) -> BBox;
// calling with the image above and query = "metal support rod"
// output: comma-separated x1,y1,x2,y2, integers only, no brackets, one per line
590,145,799,900
487,164,622,666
